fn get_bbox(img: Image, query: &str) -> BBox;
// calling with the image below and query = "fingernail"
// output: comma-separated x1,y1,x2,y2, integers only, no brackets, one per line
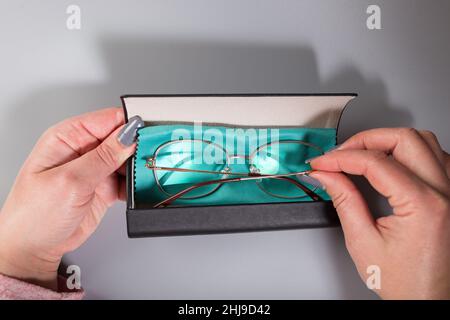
305,144,342,164
297,174,326,191
118,116,145,146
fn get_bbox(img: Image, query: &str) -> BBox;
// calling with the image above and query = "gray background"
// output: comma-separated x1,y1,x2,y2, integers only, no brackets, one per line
0,0,449,299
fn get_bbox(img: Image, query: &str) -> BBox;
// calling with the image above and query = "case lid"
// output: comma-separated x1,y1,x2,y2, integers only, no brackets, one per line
121,94,356,129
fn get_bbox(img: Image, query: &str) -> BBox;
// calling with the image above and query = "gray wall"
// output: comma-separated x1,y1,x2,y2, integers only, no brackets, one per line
0,0,449,299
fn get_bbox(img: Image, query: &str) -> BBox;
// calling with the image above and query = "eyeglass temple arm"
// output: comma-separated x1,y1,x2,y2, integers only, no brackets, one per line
146,163,250,176
277,177,323,201
147,163,315,179
153,176,323,208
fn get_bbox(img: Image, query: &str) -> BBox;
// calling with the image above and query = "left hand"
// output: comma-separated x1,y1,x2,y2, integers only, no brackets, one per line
0,108,137,290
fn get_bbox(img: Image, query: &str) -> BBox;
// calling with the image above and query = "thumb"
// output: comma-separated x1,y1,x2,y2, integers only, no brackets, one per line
63,116,143,189
309,171,380,243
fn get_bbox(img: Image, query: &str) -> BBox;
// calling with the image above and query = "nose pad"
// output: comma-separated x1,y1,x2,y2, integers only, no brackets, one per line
249,165,263,182
228,154,249,166
220,167,231,175
249,165,260,174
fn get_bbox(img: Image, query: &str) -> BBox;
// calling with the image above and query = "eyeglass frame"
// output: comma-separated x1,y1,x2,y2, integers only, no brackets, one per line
145,138,324,208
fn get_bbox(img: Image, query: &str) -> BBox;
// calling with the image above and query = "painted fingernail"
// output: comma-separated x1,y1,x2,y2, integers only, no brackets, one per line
297,174,326,191
305,144,342,164
118,116,145,146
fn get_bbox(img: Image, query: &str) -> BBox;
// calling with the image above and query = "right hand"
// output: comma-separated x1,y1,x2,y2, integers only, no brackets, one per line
309,128,450,299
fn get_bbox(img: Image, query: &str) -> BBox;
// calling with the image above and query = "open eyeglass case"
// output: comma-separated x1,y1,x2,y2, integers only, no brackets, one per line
121,94,357,238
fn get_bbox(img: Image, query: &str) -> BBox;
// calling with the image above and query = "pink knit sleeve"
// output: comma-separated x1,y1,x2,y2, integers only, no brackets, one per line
0,273,84,300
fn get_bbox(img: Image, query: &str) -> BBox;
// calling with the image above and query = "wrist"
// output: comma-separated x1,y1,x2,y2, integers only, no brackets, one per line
0,228,60,291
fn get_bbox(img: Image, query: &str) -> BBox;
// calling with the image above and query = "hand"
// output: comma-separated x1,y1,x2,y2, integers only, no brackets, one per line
309,128,450,299
0,108,142,290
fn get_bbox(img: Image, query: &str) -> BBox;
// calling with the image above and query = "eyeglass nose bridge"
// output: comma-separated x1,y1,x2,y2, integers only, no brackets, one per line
226,153,252,167
222,154,261,176
227,154,250,160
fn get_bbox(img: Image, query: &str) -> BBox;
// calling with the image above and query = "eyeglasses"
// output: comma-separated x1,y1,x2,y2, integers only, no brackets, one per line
145,139,324,208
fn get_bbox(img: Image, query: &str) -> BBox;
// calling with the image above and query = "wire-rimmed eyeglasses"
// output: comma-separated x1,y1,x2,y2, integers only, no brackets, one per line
145,139,324,208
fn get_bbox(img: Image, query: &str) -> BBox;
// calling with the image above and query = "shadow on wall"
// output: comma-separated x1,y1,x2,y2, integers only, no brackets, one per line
3,38,413,299
4,37,413,215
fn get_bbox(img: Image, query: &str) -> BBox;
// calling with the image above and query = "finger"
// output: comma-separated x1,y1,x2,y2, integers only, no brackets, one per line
309,171,380,243
52,107,125,146
310,149,431,215
444,151,450,178
418,130,445,166
338,128,449,195
27,107,125,173
60,125,136,190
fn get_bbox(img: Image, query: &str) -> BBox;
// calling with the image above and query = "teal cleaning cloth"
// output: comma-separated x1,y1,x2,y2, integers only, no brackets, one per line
134,124,335,208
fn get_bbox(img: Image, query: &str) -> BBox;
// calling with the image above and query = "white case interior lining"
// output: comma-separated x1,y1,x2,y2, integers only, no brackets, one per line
123,95,355,128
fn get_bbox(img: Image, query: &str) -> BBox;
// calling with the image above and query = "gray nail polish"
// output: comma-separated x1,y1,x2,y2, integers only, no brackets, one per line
305,144,342,164
118,115,145,146
297,174,326,191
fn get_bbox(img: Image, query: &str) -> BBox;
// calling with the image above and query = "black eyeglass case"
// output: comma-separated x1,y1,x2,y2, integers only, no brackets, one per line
121,94,356,238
